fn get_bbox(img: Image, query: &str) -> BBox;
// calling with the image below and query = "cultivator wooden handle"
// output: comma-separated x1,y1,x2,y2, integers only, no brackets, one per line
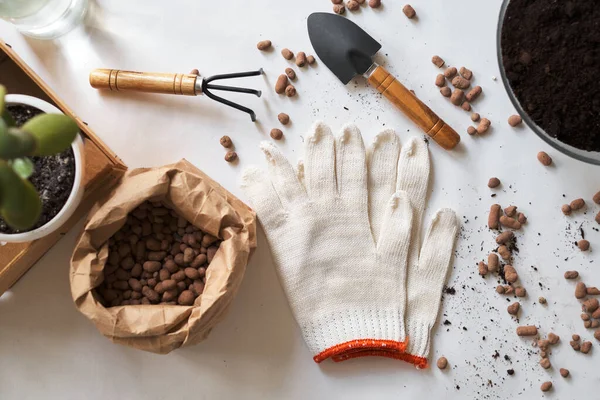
89,69,200,96
368,65,460,150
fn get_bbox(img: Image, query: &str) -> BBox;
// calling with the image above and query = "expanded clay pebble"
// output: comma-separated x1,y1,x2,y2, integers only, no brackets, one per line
504,205,518,217
478,261,488,277
435,74,446,87
593,309,600,319
461,102,471,111
561,204,572,215
270,129,283,140
573,334,581,341
225,151,238,162
477,118,491,134
496,231,514,245
570,340,581,351
587,287,600,295
295,52,307,67
596,211,600,224
285,85,297,97
451,76,470,90
516,325,538,336
581,341,592,354
256,40,272,51
403,4,416,18
575,282,587,299
541,382,552,392
432,55,445,68
560,368,569,378
281,48,294,60
440,87,451,97
500,215,521,230
594,191,600,204
517,212,527,224
444,67,457,79
471,113,481,122
189,68,199,75
459,66,473,80
307,55,316,65
515,287,527,297
450,89,464,105
499,245,511,260
437,356,448,369
275,74,289,94
488,204,502,229
582,298,599,313
539,297,547,304
548,333,560,344
507,302,520,315
488,177,501,188
570,198,586,210
504,265,518,282
496,285,506,294
577,239,590,251
537,151,552,166
539,358,551,369
508,115,522,127
466,86,482,102
333,3,346,13
368,0,381,8
219,136,233,148
285,68,297,80
488,253,499,272
467,126,477,135
347,0,360,11
278,113,290,125
595,330,600,341
564,270,579,279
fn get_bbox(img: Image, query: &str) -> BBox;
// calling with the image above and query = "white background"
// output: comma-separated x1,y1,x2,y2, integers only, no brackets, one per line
2,0,600,399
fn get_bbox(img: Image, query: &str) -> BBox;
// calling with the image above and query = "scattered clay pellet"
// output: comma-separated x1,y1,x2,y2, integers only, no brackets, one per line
496,285,506,294
584,320,592,329
444,67,457,79
504,265,518,283
285,85,297,97
478,261,488,277
219,136,233,148
488,177,501,188
440,87,451,97
498,245,511,260
467,126,477,135
435,74,446,87
451,76,470,90
224,151,237,162
436,356,448,369
508,115,522,127
539,296,547,304
368,0,381,8
189,68,199,75
564,270,579,279
507,302,520,315
595,330,600,341
517,212,527,224
537,151,552,166
488,204,502,229
488,253,499,272
575,282,587,299
465,86,482,102
548,333,560,344
540,382,552,392
538,339,550,349
539,358,551,369
594,191,600,205
582,313,591,321
347,0,360,11
402,4,416,18
278,113,290,125
285,68,296,81
459,66,473,80
596,211,600,224
256,40,272,51
500,215,521,230
496,231,514,245
307,55,316,65
471,113,480,122
477,118,491,134
577,239,590,251
275,74,289,94
432,55,445,68
592,320,600,329
281,48,294,60
515,287,527,297
573,334,581,341
539,350,548,358
570,340,581,351
582,298,599,313
593,309,600,319
570,198,585,210
504,285,515,295
504,205,518,217
560,368,569,378
270,128,283,140
516,325,537,336
295,52,307,67
587,287,600,295
461,102,471,111
561,204,572,215
581,341,592,354
450,89,464,105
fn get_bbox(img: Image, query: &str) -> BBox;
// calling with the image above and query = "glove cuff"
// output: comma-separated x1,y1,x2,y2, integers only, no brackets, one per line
302,308,405,363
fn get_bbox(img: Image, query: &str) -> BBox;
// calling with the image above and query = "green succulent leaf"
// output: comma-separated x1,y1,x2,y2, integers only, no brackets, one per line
9,158,35,179
0,160,42,230
22,114,78,156
2,109,16,127
0,125,36,159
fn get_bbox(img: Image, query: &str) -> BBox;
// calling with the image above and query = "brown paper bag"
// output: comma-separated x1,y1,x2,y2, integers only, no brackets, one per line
70,159,256,354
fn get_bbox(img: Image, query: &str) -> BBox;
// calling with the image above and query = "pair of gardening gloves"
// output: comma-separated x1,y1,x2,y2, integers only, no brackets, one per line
241,122,459,368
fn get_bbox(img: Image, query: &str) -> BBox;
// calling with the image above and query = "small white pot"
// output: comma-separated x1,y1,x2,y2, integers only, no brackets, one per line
0,94,85,243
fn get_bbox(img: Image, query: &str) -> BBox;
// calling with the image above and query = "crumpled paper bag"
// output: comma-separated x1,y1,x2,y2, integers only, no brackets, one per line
70,159,256,354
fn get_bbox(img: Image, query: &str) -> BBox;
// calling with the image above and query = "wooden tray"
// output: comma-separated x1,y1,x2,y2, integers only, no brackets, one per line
0,40,127,296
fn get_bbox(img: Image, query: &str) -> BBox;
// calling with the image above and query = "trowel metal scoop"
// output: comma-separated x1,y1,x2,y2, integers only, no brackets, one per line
307,12,460,150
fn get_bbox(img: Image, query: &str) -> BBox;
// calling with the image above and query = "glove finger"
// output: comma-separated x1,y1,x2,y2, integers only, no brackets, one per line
305,121,337,199
367,129,400,243
260,142,307,208
296,159,305,187
377,191,413,263
335,124,367,202
240,166,287,229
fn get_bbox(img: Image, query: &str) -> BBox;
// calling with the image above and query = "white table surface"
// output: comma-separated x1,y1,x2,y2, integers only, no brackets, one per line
2,0,600,399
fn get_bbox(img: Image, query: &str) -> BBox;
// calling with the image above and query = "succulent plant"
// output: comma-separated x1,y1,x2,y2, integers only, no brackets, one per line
0,85,79,231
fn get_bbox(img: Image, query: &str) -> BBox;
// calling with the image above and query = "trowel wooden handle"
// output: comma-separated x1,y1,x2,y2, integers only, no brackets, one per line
89,69,200,96
368,65,460,150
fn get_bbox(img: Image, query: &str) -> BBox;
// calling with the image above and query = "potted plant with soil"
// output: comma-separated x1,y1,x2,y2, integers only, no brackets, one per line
0,85,85,243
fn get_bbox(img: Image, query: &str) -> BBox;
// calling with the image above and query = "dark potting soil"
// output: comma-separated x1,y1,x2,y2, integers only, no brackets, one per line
0,105,76,234
501,0,600,152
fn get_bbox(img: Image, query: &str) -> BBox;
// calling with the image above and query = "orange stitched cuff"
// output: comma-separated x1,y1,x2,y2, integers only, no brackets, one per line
333,349,429,369
313,339,406,363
